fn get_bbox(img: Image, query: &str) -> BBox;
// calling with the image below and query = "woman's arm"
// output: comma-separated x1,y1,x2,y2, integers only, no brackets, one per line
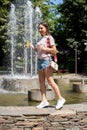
39,45,57,55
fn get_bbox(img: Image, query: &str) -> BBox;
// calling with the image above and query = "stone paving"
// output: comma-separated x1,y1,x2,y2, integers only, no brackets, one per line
0,104,87,130
0,103,87,116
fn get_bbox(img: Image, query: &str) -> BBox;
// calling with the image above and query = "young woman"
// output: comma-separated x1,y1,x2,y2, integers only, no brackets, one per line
26,22,65,109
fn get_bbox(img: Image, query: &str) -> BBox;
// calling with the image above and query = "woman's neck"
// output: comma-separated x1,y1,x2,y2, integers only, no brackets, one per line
42,34,50,37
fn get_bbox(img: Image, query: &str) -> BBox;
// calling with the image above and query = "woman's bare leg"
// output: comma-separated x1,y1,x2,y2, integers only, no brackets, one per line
44,67,65,109
38,70,47,101
44,67,62,99
36,70,49,108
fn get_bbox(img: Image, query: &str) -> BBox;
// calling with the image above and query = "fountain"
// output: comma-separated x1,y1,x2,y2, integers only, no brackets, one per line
7,0,41,76
1,0,43,93
0,0,54,102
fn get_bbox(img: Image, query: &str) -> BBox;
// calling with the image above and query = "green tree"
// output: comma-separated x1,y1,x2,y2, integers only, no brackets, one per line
0,0,11,66
33,0,59,32
55,0,87,72
57,0,87,46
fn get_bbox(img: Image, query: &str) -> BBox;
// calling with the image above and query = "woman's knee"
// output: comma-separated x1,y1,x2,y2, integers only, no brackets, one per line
47,79,54,87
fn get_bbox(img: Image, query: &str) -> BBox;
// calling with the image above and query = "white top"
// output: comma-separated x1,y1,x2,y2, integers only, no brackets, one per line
36,35,55,59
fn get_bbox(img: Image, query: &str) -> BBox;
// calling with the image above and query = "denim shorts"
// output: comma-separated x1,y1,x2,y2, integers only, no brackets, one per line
38,58,50,71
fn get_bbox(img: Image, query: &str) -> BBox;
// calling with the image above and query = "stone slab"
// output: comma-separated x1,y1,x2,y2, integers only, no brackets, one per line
0,104,87,116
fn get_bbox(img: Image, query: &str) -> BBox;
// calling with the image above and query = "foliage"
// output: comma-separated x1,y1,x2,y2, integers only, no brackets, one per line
33,0,59,32
55,0,87,72
0,0,12,66
57,0,87,46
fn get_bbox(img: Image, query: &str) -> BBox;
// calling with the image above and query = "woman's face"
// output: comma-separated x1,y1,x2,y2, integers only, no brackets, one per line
38,24,47,36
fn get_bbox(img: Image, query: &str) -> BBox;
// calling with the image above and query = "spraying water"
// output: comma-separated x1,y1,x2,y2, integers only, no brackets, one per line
7,0,42,77
7,4,18,75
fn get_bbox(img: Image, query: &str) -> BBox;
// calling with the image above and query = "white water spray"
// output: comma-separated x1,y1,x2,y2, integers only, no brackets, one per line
7,0,42,76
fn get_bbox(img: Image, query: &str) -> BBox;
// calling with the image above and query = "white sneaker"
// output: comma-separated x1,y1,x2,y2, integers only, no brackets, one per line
36,101,49,109
56,98,66,110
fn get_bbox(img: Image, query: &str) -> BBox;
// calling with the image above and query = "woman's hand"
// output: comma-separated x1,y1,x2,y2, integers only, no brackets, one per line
39,45,45,51
30,44,35,49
